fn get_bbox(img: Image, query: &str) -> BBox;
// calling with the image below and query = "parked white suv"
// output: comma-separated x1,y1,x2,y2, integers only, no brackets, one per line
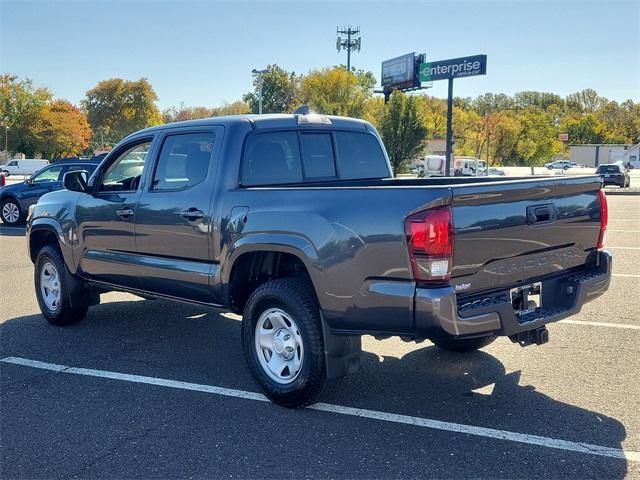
545,160,573,170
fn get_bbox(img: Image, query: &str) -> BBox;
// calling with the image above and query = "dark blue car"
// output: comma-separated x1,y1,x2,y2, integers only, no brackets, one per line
0,159,100,225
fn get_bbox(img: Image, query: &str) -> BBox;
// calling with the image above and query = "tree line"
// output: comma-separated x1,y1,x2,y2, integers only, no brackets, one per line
1,68,638,173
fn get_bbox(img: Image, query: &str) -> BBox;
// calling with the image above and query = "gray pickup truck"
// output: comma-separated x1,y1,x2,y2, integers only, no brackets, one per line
26,113,611,407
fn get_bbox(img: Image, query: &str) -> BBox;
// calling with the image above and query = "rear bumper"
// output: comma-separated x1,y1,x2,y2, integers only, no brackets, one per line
414,250,612,339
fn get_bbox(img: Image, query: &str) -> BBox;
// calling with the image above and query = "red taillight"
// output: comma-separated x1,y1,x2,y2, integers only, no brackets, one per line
404,206,454,282
597,189,608,250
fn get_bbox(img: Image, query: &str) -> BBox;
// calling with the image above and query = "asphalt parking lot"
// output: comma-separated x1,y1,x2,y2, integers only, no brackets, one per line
1,194,638,479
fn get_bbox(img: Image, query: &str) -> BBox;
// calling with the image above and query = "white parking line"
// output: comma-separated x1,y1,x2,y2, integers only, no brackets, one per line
612,273,640,278
559,320,640,330
1,356,638,463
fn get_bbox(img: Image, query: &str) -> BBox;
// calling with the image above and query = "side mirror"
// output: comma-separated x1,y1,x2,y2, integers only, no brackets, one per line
63,170,88,192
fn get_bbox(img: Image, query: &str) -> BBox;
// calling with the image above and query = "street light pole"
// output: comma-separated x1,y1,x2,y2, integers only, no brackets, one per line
251,68,269,115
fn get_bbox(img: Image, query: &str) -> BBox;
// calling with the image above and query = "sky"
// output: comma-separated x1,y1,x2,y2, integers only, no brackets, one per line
1,0,638,109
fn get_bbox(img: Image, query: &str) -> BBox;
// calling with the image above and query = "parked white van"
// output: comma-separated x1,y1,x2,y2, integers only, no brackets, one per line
0,159,50,176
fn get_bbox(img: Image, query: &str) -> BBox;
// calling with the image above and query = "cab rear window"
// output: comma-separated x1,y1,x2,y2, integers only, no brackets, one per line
241,130,388,186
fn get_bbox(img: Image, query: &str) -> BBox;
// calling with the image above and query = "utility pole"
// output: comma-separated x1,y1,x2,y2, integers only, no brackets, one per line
444,78,454,176
251,68,269,114
485,114,490,165
336,26,361,71
4,125,8,153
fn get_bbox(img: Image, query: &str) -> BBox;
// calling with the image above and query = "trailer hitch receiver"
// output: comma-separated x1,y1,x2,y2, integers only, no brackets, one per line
509,327,549,347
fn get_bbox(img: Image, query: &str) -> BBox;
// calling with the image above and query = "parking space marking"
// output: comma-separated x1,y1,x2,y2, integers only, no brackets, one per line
559,320,640,330
612,273,640,278
2,356,638,463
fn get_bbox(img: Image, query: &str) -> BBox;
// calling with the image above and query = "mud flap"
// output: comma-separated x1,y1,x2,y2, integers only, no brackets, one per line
321,313,361,379
65,269,100,309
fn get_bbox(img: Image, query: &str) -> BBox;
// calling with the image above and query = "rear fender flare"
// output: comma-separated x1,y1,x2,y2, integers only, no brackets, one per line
223,232,325,302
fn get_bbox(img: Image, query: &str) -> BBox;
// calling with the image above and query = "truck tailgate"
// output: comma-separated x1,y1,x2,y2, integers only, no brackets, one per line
449,176,603,297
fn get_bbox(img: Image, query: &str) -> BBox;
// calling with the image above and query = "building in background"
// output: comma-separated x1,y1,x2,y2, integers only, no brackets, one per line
426,139,446,155
569,144,633,167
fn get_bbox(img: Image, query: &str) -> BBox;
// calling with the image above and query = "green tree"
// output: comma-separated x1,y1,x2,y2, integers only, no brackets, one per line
566,88,605,113
0,74,52,156
242,65,300,114
561,114,605,144
514,109,562,165
514,91,564,111
417,95,447,139
163,100,250,123
299,67,375,117
378,91,427,175
82,78,163,148
471,93,514,116
488,110,521,164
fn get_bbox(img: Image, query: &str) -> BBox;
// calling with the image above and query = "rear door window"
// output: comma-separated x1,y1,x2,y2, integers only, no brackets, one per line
242,132,302,186
300,133,336,179
334,132,389,179
152,132,214,191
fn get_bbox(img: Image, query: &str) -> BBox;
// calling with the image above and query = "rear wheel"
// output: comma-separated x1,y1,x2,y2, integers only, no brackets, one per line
242,278,326,408
432,335,496,353
1,198,22,225
35,245,88,326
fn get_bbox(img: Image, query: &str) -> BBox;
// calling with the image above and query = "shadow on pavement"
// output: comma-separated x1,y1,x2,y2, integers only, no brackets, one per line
0,298,629,478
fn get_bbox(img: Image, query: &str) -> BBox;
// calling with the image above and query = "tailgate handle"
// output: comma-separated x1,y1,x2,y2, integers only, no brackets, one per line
527,204,557,224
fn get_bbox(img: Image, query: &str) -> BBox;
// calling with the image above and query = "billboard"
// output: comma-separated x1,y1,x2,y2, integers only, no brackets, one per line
419,55,487,82
382,53,415,88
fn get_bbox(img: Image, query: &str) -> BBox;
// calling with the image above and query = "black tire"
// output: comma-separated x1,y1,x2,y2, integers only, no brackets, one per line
1,198,23,225
242,278,326,408
35,245,88,326
432,335,497,353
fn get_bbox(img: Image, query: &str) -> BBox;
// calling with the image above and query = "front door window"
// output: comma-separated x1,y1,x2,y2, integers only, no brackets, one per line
99,142,152,192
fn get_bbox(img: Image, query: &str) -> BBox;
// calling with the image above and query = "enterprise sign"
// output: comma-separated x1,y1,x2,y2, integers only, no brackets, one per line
419,55,487,82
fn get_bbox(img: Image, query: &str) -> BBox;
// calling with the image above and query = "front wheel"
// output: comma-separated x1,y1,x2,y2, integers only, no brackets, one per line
242,278,326,408
35,245,88,326
432,335,496,353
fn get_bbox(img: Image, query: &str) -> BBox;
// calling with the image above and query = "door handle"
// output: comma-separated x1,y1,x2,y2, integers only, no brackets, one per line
527,204,557,224
180,208,205,221
116,208,135,219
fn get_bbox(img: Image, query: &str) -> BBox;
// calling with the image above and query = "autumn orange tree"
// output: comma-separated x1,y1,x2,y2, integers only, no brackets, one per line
39,100,91,159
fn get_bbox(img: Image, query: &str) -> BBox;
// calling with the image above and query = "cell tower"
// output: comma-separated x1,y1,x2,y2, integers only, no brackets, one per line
336,26,361,71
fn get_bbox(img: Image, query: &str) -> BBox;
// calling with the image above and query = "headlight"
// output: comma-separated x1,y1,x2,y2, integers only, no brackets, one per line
28,204,36,220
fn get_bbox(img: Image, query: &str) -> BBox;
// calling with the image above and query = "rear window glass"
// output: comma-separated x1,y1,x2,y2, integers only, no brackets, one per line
242,132,302,186
596,165,620,173
300,133,336,179
334,132,389,179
